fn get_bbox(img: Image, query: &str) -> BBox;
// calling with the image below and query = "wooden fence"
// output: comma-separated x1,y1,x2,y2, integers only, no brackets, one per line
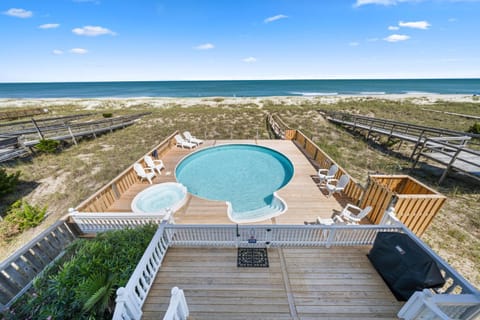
285,129,365,204
361,175,446,236
75,131,178,212
0,219,78,309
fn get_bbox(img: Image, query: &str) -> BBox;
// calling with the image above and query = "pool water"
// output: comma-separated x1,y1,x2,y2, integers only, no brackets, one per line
175,144,294,212
131,182,188,214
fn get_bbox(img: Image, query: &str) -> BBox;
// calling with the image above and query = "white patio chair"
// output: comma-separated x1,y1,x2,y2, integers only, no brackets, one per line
175,134,197,149
145,155,165,174
337,204,372,224
183,131,203,145
325,174,350,197
133,163,155,184
318,164,338,185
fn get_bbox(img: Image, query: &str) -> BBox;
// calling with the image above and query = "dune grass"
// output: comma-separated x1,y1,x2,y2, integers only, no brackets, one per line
0,99,478,288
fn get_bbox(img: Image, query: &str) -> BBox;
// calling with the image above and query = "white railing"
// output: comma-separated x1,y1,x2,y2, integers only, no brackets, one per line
164,224,404,248
112,223,170,320
398,289,480,320
163,287,189,320
69,210,171,234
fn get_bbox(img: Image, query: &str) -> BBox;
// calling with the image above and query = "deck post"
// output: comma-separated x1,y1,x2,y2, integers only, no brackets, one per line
438,147,463,184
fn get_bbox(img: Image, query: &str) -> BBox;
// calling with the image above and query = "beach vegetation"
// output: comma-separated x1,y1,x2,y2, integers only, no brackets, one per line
5,224,156,320
35,139,61,153
467,122,480,134
102,112,113,118
0,200,46,241
0,167,20,198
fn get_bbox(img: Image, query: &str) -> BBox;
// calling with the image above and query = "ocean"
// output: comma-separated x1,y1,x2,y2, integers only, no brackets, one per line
0,79,479,98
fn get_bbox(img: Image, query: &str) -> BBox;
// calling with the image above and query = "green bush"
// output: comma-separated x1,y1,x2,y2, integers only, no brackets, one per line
0,168,20,197
4,200,47,232
102,113,113,118
467,122,480,134
7,224,157,320
35,139,60,153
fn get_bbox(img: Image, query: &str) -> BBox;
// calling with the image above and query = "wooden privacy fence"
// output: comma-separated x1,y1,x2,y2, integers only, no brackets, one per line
285,129,365,204
361,175,446,236
75,131,179,212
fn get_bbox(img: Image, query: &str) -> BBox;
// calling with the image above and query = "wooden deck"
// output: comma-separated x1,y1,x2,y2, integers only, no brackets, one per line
107,140,349,225
142,247,403,320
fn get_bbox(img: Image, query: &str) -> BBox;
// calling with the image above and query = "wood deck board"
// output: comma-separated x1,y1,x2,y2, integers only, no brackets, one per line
141,247,403,320
107,140,344,224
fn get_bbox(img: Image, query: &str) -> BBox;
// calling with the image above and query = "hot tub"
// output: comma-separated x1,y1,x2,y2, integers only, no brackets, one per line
131,182,188,214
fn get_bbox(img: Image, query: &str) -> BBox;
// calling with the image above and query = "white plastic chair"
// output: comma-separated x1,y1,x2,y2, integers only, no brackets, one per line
183,131,203,145
133,163,155,184
338,204,372,224
145,155,165,174
175,134,196,149
325,174,350,197
318,164,338,185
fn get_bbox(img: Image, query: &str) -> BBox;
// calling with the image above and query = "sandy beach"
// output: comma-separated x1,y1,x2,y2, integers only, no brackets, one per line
0,94,479,110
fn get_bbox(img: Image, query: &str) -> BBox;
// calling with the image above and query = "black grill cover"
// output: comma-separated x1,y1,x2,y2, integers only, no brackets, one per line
367,232,445,301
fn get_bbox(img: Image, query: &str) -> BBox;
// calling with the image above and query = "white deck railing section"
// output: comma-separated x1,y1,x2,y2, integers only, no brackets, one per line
69,210,170,234
163,287,189,320
112,223,170,320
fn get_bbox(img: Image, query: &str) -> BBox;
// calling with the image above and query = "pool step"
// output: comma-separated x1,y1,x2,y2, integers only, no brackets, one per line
227,193,288,223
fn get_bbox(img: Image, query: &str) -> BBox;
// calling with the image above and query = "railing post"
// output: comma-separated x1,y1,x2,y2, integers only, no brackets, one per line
326,228,336,248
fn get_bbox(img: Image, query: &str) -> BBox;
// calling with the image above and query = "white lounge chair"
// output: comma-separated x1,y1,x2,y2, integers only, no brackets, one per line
318,164,338,185
145,155,165,174
175,134,196,149
133,163,155,184
337,204,372,224
183,131,203,145
325,174,350,197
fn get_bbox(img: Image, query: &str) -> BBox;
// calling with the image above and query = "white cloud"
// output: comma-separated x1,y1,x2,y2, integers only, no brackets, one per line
52,49,64,55
39,23,60,29
242,57,257,63
3,8,33,18
72,25,116,36
70,48,88,54
194,43,214,50
388,26,400,30
349,42,360,46
264,14,288,23
354,0,397,7
399,20,431,29
384,34,410,42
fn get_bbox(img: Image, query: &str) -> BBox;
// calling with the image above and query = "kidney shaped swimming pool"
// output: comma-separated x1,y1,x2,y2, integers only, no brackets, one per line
175,144,294,217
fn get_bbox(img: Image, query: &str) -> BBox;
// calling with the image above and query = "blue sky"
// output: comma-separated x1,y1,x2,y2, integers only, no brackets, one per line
1,0,479,82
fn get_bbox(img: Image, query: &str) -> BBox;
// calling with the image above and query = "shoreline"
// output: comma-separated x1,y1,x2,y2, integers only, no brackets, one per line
0,94,479,110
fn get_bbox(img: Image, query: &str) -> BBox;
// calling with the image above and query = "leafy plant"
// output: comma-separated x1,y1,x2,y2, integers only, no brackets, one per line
6,224,156,320
0,168,20,197
467,122,480,134
102,112,113,118
35,139,60,153
4,200,47,232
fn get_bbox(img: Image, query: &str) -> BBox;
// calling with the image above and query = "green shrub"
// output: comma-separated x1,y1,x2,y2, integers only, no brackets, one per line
35,139,60,153
102,112,113,118
0,168,20,197
4,200,47,232
467,122,480,134
7,224,157,320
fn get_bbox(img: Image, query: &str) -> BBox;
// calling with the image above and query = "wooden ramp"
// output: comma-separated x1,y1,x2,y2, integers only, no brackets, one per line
142,247,403,320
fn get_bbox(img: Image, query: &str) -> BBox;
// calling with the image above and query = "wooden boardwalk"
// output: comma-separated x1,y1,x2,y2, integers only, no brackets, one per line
142,247,403,320
107,140,349,225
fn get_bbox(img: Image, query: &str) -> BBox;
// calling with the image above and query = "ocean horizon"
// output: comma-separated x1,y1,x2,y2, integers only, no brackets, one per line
0,79,479,99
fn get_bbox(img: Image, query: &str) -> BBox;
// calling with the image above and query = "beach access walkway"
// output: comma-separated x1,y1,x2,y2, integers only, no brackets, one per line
323,111,480,184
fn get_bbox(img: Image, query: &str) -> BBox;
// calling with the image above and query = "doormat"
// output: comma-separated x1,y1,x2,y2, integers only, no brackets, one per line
237,248,269,267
